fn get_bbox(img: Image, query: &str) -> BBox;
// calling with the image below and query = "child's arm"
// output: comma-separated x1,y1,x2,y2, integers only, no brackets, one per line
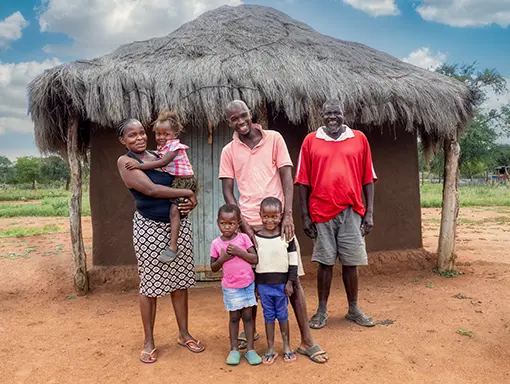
210,248,233,272
125,150,178,171
226,244,258,265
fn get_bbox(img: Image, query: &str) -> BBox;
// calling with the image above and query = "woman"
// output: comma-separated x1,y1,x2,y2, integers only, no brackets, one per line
116,118,205,364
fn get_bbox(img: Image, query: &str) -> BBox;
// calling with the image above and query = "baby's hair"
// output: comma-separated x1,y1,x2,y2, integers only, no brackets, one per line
260,197,283,212
153,110,184,135
116,118,141,137
218,203,241,220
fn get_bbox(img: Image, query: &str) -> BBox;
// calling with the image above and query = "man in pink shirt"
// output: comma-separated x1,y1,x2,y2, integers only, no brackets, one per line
219,100,328,364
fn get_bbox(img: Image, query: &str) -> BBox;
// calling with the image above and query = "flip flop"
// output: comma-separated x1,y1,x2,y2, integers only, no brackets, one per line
345,312,376,327
177,339,205,353
283,351,297,363
226,350,242,365
262,352,279,365
244,349,262,366
309,312,328,329
139,348,157,364
297,345,328,364
238,332,261,350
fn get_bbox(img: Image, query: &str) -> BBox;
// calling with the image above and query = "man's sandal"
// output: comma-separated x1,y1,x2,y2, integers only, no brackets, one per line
297,345,328,364
238,331,260,350
345,312,376,327
309,312,328,329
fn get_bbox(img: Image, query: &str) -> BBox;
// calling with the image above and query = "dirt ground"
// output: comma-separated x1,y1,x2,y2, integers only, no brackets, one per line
1,208,509,384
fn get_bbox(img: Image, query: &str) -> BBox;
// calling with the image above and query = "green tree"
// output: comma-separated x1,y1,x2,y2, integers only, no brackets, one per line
15,157,41,189
420,63,509,179
40,155,70,186
0,155,14,184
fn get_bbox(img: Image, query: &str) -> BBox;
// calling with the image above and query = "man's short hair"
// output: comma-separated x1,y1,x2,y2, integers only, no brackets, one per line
260,197,283,212
322,98,344,112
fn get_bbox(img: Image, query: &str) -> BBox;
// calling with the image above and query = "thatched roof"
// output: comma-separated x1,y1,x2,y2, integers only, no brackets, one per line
28,4,473,154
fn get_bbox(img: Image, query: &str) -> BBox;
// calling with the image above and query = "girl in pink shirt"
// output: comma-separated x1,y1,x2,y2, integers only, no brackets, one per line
210,204,262,366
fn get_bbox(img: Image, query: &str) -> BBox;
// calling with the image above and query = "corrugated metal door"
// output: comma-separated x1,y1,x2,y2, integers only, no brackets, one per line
181,123,237,280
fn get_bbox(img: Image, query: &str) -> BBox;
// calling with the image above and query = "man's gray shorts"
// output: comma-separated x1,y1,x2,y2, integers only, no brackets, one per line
312,207,368,266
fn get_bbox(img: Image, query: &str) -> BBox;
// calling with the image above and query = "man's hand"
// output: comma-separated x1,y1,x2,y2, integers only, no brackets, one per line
281,213,295,240
285,280,294,297
302,215,317,239
241,220,258,249
125,161,140,171
361,212,374,235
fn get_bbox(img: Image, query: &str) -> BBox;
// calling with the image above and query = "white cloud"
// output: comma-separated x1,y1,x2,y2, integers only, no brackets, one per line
0,11,29,49
0,59,62,137
416,0,510,28
401,47,447,70
342,0,400,16
37,0,243,58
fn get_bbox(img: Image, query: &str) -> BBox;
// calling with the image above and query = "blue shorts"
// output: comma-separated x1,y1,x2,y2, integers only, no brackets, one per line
258,283,288,323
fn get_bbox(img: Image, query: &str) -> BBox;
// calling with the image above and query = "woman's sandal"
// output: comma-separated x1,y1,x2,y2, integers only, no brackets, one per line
139,348,157,364
226,350,242,365
177,339,205,353
262,352,279,365
283,351,297,363
244,350,262,365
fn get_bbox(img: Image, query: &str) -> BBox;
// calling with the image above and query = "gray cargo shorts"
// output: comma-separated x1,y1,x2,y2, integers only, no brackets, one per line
312,206,368,266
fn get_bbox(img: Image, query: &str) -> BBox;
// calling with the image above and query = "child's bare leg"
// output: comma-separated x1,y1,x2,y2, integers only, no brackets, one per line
279,321,292,354
241,307,255,350
229,310,242,351
265,321,275,355
169,204,180,252
158,204,180,263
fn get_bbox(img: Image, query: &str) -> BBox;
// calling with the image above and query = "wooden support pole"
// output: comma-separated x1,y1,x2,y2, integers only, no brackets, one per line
437,135,460,271
67,117,89,295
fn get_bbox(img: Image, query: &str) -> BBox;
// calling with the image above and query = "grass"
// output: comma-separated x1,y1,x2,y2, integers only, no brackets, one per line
0,224,64,238
0,193,90,218
0,246,38,259
421,183,510,208
0,188,70,202
433,269,464,278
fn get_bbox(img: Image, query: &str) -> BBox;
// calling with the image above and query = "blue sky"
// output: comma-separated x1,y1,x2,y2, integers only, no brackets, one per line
1,0,509,160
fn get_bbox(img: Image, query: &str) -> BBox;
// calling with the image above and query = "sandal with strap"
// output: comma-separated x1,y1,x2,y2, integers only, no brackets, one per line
140,348,157,364
177,338,205,353
283,351,297,363
297,345,328,364
309,312,328,329
345,312,376,327
262,352,279,365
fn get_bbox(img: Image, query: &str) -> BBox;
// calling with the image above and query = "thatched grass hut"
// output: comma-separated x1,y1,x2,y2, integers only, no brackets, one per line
28,4,472,294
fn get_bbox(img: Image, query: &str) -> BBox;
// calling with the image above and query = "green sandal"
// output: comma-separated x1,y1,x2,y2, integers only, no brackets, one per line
226,350,241,365
244,350,262,365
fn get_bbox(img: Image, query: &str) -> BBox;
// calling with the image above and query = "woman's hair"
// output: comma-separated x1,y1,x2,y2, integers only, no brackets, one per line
217,203,241,220
116,118,141,137
153,110,184,135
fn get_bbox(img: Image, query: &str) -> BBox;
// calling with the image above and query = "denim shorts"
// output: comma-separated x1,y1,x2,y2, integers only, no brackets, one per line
222,281,257,311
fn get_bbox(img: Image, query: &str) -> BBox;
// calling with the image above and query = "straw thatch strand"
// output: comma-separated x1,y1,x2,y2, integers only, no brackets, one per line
28,4,473,155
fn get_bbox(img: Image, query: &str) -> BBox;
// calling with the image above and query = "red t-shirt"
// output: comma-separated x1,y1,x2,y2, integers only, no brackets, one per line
294,127,377,223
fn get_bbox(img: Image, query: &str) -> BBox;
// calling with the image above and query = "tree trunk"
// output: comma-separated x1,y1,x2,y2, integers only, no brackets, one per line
67,118,89,295
437,136,460,271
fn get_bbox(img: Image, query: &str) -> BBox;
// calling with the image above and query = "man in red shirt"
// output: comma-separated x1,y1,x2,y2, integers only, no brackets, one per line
295,99,377,329
220,100,328,363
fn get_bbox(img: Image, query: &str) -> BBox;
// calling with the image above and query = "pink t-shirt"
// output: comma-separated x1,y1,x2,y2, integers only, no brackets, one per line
210,233,255,289
219,125,293,226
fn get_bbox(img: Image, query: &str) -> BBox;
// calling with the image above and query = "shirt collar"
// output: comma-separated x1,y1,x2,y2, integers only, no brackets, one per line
316,125,355,142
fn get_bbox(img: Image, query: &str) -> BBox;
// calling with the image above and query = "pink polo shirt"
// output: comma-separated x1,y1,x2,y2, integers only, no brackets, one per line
219,125,293,226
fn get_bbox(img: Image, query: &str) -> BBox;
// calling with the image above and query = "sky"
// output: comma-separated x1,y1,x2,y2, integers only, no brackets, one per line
0,0,509,160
